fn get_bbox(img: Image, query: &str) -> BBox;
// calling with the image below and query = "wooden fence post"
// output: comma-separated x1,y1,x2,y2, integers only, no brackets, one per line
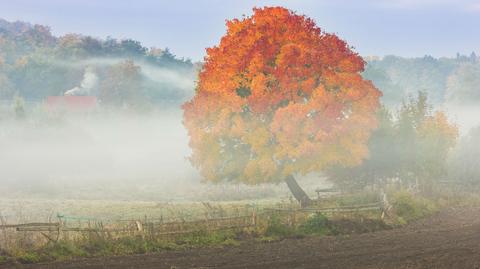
135,221,143,232
381,190,391,219
57,215,63,242
290,209,296,227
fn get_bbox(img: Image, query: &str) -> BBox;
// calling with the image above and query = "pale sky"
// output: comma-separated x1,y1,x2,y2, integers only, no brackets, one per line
1,0,479,61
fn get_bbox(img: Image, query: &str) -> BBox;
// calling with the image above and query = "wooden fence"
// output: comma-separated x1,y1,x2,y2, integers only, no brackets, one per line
0,211,258,243
0,197,390,243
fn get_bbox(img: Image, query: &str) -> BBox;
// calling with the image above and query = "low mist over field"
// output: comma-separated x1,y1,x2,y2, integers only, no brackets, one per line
0,110,194,189
0,108,309,201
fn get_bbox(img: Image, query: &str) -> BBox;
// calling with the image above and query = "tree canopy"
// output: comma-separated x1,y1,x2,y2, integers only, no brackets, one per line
183,7,381,186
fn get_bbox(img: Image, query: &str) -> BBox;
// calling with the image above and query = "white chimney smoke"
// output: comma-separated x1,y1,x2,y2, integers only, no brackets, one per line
64,66,98,96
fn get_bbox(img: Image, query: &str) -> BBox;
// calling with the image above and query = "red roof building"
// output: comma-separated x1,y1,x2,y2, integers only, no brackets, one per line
46,96,97,112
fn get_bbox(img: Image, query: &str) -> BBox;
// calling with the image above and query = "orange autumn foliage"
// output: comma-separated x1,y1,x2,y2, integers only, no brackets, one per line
183,7,382,184
418,111,458,147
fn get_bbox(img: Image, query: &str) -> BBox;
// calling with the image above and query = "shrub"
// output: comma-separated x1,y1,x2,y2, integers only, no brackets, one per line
17,252,41,264
110,237,149,255
79,237,114,256
298,213,332,235
43,241,86,260
391,190,437,223
264,215,296,238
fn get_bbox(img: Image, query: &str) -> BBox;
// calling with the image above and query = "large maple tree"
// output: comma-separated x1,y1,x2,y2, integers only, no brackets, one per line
183,7,381,206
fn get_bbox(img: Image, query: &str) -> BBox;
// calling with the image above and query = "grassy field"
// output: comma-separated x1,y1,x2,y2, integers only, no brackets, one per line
0,198,292,224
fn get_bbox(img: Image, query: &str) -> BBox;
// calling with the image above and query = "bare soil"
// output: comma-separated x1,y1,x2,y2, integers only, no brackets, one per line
9,207,480,269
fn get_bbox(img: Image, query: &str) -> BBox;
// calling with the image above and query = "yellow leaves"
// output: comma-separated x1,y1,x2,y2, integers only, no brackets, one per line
211,107,233,135
243,154,277,184
244,126,270,152
189,134,222,182
230,115,246,137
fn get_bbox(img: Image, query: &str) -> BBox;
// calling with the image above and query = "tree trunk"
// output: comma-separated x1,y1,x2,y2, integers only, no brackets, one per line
285,175,312,207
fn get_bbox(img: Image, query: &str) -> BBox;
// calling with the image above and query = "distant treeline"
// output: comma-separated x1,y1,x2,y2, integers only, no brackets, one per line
0,19,196,107
1,18,479,110
363,53,479,107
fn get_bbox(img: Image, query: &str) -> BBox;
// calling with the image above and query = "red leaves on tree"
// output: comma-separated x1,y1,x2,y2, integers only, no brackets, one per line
183,7,381,184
